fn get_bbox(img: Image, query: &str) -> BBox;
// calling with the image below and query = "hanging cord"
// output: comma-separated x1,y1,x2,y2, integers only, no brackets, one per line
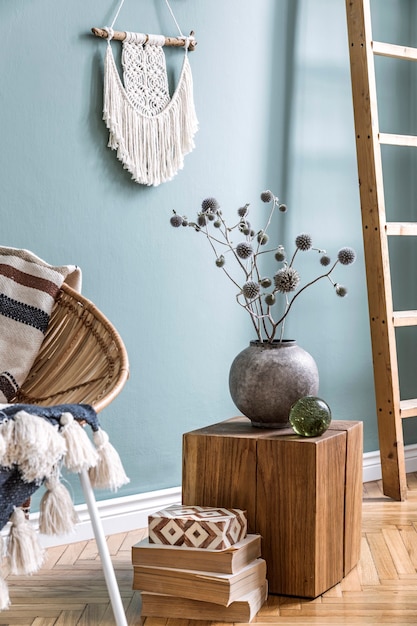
104,0,191,49
164,0,184,38
109,0,184,35
110,0,127,31
102,0,126,43
163,0,193,51
103,27,115,43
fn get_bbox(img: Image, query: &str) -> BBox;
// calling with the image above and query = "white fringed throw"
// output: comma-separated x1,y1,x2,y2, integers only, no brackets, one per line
0,403,129,610
103,31,198,186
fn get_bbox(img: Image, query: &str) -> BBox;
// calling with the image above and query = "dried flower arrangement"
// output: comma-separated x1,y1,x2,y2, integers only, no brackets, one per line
170,190,356,343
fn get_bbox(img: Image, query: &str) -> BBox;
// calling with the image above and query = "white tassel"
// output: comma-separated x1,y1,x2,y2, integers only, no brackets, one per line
8,508,44,575
0,425,6,462
0,575,10,611
11,412,66,483
39,475,79,536
89,429,130,491
0,419,16,467
0,532,10,611
59,413,99,473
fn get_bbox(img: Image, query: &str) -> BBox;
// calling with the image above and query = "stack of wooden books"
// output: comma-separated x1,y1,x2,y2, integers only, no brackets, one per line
132,505,268,622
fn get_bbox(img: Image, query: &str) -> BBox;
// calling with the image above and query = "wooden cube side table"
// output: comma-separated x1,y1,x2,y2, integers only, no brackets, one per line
182,418,362,598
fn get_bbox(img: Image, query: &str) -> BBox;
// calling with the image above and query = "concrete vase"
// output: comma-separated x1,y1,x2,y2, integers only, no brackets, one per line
228,339,319,428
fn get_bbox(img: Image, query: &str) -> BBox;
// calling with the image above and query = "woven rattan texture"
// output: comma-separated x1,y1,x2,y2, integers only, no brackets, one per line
14,284,129,413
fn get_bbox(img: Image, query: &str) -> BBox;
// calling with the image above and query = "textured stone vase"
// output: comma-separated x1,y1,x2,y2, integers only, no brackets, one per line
229,340,319,428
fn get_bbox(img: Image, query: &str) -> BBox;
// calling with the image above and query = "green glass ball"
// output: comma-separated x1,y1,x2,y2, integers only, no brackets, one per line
289,396,332,437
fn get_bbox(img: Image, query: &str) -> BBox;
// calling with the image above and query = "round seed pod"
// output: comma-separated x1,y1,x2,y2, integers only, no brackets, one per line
242,281,260,300
236,242,254,259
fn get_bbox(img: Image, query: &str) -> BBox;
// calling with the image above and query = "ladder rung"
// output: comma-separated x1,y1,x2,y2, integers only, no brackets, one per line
393,311,417,327
400,399,417,418
373,40,417,61
379,133,417,147
386,222,417,236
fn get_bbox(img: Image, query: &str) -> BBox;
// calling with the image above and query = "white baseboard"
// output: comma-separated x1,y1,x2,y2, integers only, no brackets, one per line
3,444,417,548
35,485,182,548
0,486,180,548
362,442,417,483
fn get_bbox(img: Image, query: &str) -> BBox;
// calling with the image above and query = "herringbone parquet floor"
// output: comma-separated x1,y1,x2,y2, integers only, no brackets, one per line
1,472,417,625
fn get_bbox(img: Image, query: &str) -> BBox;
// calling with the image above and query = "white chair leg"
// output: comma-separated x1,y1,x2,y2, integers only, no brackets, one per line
79,468,128,626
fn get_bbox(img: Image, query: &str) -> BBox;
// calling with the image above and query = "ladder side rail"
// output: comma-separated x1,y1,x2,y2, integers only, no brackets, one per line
345,0,407,501
387,216,417,415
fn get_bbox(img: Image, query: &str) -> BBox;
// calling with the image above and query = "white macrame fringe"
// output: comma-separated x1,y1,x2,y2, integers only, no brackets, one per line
89,429,130,491
103,44,198,186
8,508,44,576
39,475,79,536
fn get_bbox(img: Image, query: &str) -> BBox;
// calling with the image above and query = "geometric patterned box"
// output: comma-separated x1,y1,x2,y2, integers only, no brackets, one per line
148,504,247,550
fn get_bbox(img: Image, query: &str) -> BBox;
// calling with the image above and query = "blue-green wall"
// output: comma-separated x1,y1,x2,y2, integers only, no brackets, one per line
286,0,377,448
287,0,417,451
0,0,415,506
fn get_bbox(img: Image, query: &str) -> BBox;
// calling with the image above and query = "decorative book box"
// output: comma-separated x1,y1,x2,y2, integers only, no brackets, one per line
148,504,248,550
182,417,363,598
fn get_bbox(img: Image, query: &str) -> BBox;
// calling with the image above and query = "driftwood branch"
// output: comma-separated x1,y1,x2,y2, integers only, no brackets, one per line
91,27,197,51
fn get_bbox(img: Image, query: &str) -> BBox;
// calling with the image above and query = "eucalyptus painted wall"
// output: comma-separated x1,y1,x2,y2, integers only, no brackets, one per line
0,0,415,506
286,0,417,452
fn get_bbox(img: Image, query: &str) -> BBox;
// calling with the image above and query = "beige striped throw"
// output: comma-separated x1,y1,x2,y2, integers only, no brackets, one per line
0,247,81,402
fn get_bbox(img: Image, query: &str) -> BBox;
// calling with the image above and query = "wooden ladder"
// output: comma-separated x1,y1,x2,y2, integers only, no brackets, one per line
345,0,417,500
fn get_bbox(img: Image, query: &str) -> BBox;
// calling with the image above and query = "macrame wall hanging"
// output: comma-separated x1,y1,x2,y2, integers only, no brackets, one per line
92,0,198,187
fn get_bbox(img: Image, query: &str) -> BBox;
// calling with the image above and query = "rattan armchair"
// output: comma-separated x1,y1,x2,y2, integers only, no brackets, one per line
12,283,130,626
15,282,129,411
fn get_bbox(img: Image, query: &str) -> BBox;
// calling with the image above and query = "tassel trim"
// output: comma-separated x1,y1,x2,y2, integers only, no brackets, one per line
0,406,130,610
0,535,9,611
8,508,44,576
39,474,79,536
60,413,99,473
89,429,130,491
10,412,66,483
0,575,10,611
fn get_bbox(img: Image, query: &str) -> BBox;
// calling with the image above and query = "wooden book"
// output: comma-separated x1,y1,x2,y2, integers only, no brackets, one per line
133,557,266,607
140,580,268,622
132,533,261,574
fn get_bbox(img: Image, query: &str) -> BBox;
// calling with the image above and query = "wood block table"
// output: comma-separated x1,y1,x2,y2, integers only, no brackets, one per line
182,417,363,598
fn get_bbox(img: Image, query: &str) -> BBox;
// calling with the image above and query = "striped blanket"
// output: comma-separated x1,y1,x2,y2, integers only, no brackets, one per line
0,247,81,402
